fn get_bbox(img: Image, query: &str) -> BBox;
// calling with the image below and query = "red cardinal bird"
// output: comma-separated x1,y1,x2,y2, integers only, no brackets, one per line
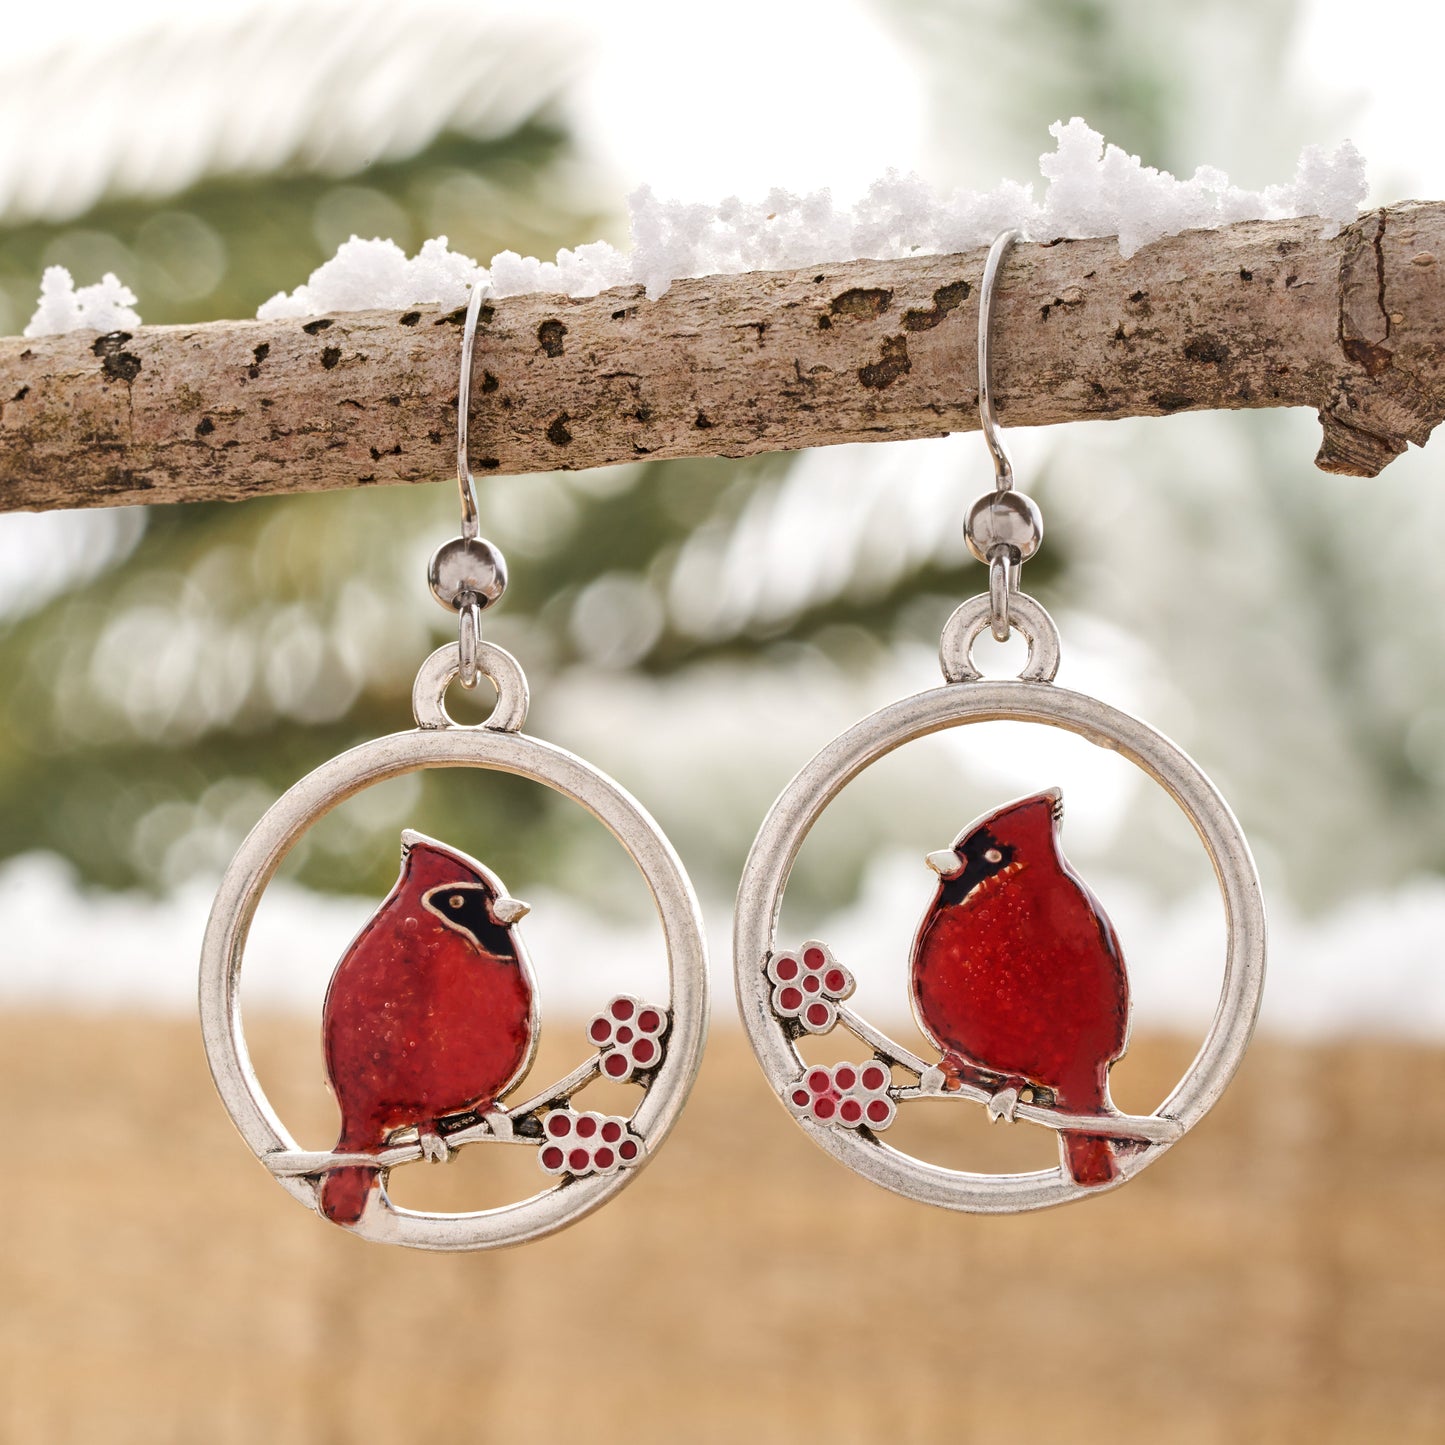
318,830,537,1226
909,789,1130,1186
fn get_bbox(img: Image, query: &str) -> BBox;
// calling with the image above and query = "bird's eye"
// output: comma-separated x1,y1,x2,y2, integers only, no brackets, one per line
983,848,1003,864
448,894,464,909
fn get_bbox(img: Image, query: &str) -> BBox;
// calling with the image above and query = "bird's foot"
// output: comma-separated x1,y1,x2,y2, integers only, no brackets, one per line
484,1108,514,1143
939,1055,1015,1096
940,1056,1053,1117
418,1130,454,1164
916,1065,948,1096
986,1086,1020,1124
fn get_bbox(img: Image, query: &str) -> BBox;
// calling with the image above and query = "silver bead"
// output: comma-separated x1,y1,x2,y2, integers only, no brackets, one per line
964,489,1043,565
428,536,508,612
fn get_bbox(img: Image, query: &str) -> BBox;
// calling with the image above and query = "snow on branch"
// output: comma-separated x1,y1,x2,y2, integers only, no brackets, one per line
236,120,1362,318
1,201,1441,514
23,118,1364,337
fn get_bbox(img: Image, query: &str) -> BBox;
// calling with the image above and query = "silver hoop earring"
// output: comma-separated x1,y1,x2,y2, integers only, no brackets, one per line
734,231,1265,1213
200,282,709,1250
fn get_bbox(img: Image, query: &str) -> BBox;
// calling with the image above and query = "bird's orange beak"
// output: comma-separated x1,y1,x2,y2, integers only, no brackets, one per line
926,849,963,878
493,896,530,925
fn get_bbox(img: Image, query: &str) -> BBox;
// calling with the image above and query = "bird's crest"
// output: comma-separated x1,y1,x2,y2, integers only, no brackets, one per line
960,789,1063,849
399,829,503,894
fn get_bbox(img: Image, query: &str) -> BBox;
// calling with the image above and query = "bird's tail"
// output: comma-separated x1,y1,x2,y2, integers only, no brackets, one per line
1055,1076,1120,1187
1060,1130,1119,1187
319,1134,381,1227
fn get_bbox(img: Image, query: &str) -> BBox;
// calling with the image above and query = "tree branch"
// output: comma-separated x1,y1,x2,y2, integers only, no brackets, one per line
3,203,1441,514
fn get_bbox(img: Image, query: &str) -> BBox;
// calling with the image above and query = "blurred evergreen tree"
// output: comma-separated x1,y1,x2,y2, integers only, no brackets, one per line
7,0,1431,920
0,76,640,895
0,1,1066,901
0,127,593,333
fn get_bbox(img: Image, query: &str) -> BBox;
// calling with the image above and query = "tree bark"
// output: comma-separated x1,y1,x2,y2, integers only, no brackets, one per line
1,202,1441,514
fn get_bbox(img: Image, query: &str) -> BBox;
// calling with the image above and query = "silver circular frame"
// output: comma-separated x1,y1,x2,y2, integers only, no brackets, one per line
734,677,1266,1213
201,646,708,1250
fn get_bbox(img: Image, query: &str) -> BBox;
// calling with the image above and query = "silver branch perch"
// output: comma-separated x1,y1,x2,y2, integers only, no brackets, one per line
829,1002,1183,1146
264,1052,604,1178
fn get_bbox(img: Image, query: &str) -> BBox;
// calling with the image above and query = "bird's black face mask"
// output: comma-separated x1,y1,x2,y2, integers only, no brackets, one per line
932,826,1017,909
423,883,527,958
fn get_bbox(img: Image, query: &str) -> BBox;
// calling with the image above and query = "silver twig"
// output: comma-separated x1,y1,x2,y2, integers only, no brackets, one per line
829,1003,1182,1146
263,1052,606,1178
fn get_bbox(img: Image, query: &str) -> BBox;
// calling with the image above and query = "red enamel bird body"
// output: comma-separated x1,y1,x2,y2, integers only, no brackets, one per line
909,790,1130,1186
318,830,537,1226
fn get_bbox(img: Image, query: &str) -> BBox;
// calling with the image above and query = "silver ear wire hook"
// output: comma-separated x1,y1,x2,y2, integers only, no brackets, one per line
455,277,488,541
965,230,1042,644
428,276,507,687
977,229,1018,493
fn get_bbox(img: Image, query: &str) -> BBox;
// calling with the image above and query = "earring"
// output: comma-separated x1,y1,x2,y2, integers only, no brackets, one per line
734,231,1265,1212
200,281,708,1250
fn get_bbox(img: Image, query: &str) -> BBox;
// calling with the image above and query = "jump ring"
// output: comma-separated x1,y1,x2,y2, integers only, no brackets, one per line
939,590,1061,684
412,642,530,732
988,550,1014,643
458,595,482,688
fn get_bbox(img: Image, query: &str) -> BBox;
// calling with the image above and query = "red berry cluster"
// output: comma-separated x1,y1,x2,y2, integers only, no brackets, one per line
587,995,668,1080
537,1109,644,1177
766,941,854,1034
786,1060,895,1132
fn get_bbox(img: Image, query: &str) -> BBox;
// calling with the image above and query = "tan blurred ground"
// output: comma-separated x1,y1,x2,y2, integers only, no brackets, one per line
0,1013,1441,1444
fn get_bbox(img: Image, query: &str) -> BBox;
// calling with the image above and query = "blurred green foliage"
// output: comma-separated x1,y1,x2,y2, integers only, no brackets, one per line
0,124,593,334
0,5,1085,903
0,0,1213,904
0,112,629,896
12,0,1414,920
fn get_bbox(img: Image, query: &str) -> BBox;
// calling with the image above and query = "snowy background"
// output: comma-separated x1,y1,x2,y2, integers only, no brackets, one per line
2,0,1445,1039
